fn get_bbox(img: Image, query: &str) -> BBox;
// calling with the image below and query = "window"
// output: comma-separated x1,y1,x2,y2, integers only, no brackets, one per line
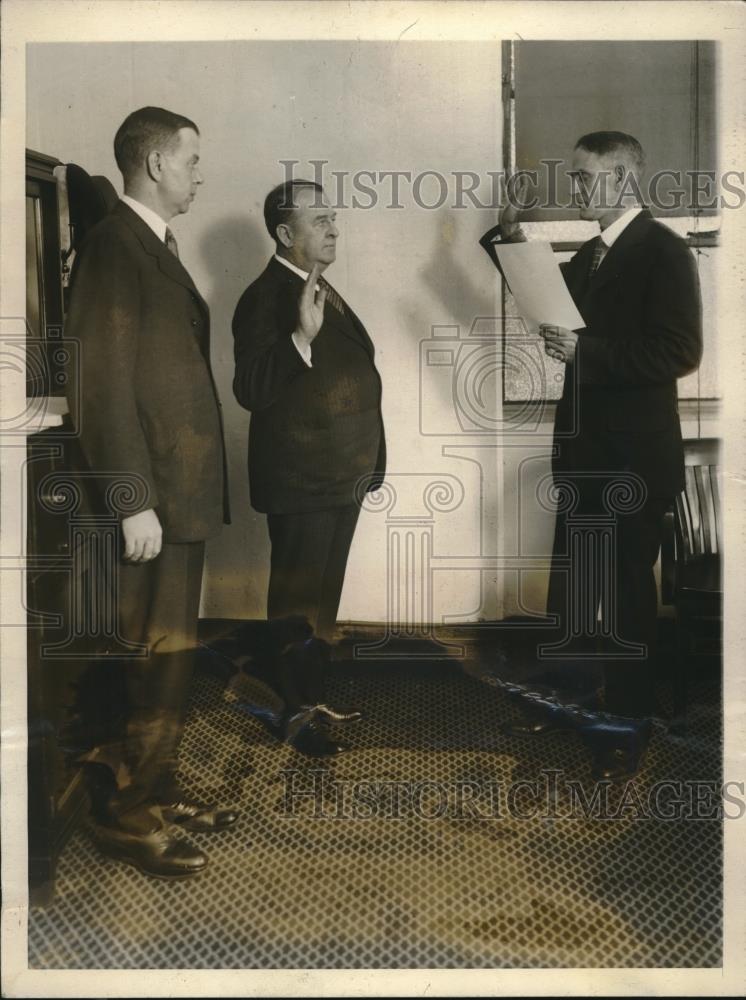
501,40,719,404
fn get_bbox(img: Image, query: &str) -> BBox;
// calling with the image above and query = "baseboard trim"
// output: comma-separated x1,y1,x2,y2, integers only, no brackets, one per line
197,616,567,664
198,616,676,651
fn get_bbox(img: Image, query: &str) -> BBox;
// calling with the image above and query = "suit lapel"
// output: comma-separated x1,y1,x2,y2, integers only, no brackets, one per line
321,292,375,358
115,201,209,317
270,258,374,358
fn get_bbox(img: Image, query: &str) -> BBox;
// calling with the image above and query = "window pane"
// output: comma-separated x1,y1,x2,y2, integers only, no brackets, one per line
514,40,717,222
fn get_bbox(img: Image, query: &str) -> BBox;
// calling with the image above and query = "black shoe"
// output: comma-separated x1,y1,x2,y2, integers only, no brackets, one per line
283,706,319,742
503,717,574,736
90,821,208,879
502,701,579,737
160,798,240,833
288,718,348,757
580,717,653,783
236,700,285,737
502,689,598,738
314,703,363,724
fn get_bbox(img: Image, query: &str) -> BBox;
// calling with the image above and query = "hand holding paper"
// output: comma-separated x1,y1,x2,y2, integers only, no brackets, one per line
494,241,585,337
539,323,578,364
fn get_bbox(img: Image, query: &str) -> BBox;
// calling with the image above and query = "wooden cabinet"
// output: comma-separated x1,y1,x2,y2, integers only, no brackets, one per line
24,149,128,903
26,149,67,398
27,427,97,904
25,149,92,904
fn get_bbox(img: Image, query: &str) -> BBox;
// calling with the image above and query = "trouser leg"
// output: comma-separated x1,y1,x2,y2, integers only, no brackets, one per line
543,504,604,701
100,541,205,827
316,504,361,641
546,479,669,719
266,505,360,711
602,498,670,718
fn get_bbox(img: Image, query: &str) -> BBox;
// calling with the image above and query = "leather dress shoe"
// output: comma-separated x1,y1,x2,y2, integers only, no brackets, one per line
287,717,348,757
502,701,580,736
314,703,363,724
283,706,318,741
235,700,285,737
90,821,207,879
502,690,598,738
160,798,239,833
580,717,653,783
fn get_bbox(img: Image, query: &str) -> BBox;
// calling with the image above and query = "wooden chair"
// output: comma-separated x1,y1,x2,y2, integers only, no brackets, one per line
661,438,722,727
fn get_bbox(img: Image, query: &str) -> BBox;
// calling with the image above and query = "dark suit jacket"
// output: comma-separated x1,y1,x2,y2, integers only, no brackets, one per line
232,257,386,514
65,201,228,542
481,210,702,497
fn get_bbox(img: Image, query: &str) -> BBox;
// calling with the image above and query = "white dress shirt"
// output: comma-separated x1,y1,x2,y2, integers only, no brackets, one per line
599,205,643,247
120,194,168,243
274,254,315,367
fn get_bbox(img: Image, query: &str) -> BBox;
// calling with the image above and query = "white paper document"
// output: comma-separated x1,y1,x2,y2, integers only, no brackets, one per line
495,240,585,336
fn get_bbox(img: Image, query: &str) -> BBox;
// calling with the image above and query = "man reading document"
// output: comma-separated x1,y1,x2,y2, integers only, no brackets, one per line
481,132,702,781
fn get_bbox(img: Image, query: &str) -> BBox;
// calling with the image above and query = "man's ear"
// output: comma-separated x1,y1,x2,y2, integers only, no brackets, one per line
145,150,162,182
276,223,293,249
613,163,626,188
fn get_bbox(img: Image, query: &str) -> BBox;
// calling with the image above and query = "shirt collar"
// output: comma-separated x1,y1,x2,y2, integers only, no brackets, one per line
274,253,310,281
121,194,169,243
600,206,643,248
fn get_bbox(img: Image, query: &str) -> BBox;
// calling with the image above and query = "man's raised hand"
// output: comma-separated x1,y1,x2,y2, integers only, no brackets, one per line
500,172,532,239
295,263,328,350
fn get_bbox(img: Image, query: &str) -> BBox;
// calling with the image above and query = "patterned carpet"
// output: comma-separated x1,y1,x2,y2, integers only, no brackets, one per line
28,632,722,969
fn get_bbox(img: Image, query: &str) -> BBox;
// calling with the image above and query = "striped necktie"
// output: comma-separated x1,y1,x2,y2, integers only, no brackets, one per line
588,235,605,278
165,227,179,259
319,277,346,317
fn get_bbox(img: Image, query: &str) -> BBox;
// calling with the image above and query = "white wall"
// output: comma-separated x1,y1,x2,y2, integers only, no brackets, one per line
27,40,506,622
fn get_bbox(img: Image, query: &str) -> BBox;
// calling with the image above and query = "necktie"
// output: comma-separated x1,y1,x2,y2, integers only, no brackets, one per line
165,227,179,259
588,235,605,278
319,277,345,317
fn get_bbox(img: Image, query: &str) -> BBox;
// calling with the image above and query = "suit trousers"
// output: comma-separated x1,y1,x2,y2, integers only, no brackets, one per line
266,504,360,712
83,540,205,832
546,485,670,720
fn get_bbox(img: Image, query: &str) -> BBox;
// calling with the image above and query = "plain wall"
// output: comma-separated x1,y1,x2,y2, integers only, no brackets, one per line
27,40,510,622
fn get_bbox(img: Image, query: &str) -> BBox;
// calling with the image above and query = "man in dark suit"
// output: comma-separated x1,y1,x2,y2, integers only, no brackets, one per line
481,132,702,781
232,180,386,755
65,107,237,879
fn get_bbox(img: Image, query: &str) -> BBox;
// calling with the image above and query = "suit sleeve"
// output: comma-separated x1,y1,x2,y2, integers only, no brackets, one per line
367,423,387,493
65,229,158,514
576,241,703,386
232,284,310,412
